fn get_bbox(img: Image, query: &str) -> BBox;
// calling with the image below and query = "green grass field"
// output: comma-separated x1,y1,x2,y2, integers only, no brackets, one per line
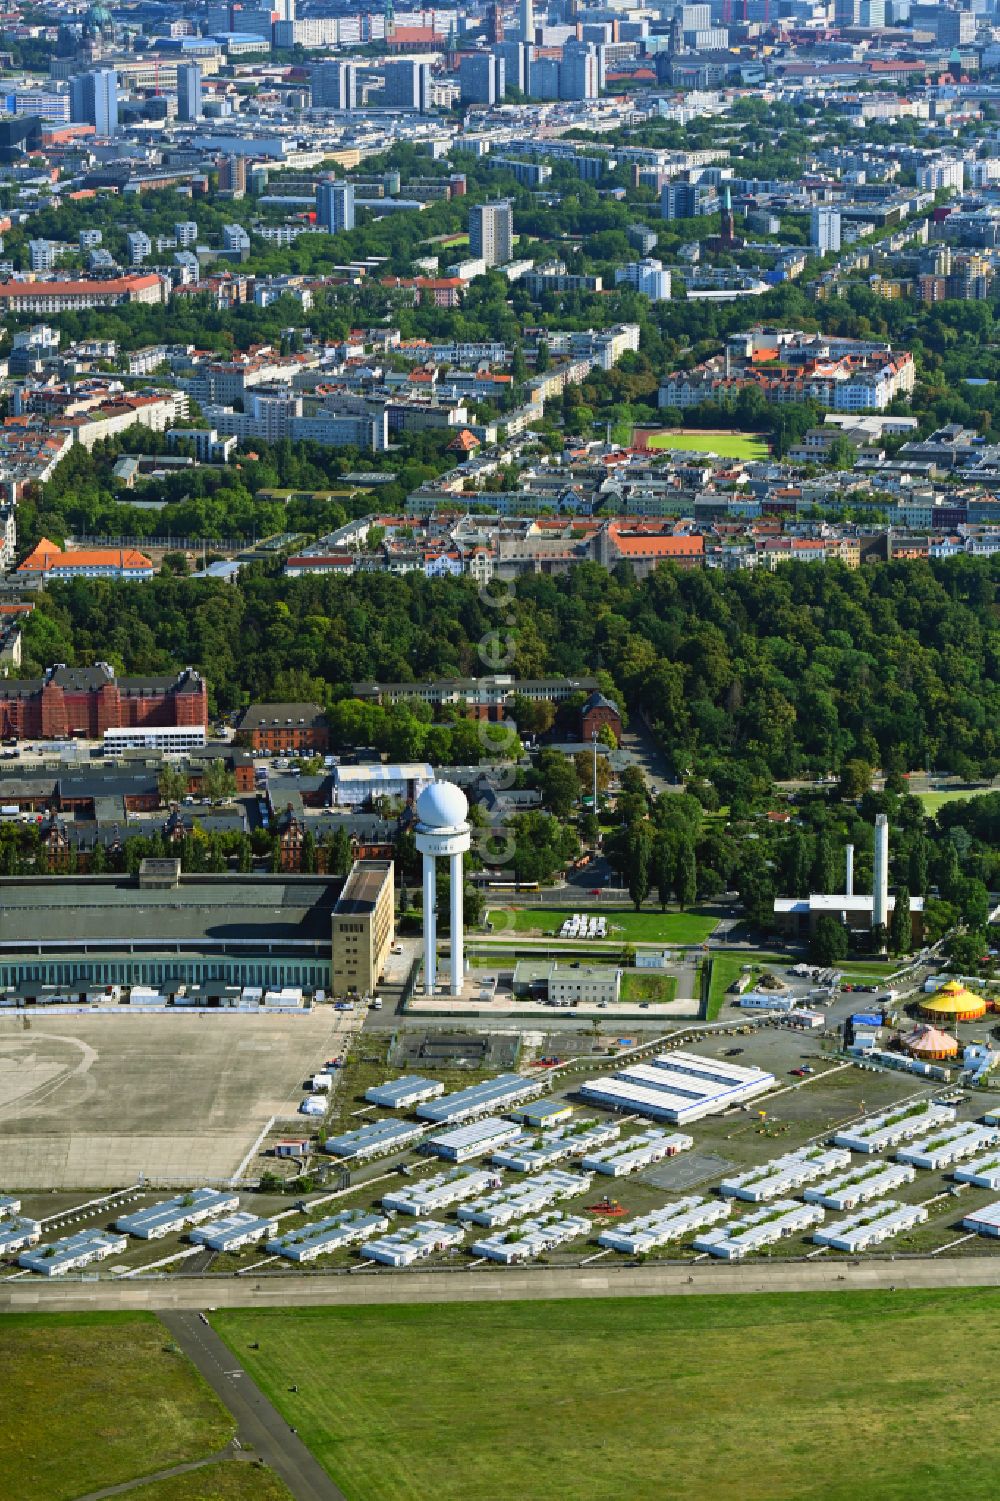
139,1465,293,1501
215,1291,1000,1501
914,787,993,815
643,429,769,462
0,1312,234,1501
487,907,716,944
619,970,678,1003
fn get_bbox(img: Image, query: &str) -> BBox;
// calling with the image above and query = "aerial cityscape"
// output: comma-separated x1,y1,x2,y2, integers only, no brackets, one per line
4,0,1000,1496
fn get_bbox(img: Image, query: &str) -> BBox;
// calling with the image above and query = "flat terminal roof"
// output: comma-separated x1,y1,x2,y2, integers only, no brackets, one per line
0,874,339,946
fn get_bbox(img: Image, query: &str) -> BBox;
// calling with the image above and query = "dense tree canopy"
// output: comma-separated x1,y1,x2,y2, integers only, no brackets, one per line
21,555,1000,784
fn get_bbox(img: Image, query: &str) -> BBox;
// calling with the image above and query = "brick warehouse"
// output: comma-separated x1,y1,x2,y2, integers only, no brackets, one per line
0,664,208,739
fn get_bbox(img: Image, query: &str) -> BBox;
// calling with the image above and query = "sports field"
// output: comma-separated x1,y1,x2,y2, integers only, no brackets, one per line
639,429,769,462
0,1311,234,1501
487,906,716,944
215,1290,1000,1501
916,786,993,815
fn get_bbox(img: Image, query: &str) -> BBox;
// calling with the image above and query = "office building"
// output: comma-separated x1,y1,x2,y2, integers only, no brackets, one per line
528,55,560,99
469,200,513,268
520,0,535,41
383,60,431,113
811,205,841,255
560,42,600,100
460,53,505,105
176,63,202,121
316,180,355,233
311,60,357,110
69,68,118,136
330,858,394,998
496,40,528,93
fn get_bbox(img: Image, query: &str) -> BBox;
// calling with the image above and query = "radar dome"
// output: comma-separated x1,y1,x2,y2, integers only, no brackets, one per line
416,781,469,829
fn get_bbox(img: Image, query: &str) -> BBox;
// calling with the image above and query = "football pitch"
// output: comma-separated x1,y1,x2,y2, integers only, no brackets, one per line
640,429,770,462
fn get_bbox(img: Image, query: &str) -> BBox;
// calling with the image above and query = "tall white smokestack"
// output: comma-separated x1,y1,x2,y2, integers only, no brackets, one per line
872,815,889,933
845,844,854,898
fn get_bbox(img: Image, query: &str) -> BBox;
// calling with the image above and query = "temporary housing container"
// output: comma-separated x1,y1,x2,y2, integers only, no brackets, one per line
382,1168,498,1217
599,1196,731,1255
693,1200,823,1260
470,1212,591,1264
361,1219,466,1267
581,1130,692,1178
812,1199,928,1253
803,1160,916,1211
719,1147,851,1203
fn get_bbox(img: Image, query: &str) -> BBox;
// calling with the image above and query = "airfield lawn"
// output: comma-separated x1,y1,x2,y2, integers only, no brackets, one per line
138,1465,293,1501
0,1312,234,1501
488,906,717,944
216,1291,1000,1501
643,429,770,462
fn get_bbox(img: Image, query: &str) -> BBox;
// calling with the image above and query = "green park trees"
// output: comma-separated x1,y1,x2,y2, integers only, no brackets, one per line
811,913,849,967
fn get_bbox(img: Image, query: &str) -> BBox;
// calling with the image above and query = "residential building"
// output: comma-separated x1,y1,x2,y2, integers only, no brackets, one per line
217,155,247,197
316,180,355,233
460,53,505,105
811,206,841,255
383,60,431,112
127,232,152,265
614,258,671,300
560,41,601,100
469,200,513,268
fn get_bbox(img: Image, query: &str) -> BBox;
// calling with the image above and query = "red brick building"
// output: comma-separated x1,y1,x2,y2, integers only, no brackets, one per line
238,702,329,755
0,664,208,740
580,691,623,744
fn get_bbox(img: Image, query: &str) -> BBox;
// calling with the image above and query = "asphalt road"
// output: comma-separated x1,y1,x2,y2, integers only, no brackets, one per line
158,1310,345,1501
8,1255,1000,1315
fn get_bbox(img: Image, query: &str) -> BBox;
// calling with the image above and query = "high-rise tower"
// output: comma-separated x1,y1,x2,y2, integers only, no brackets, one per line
520,0,535,43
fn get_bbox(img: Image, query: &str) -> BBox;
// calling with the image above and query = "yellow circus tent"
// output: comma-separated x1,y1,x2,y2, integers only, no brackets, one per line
918,980,987,1024
902,1024,959,1061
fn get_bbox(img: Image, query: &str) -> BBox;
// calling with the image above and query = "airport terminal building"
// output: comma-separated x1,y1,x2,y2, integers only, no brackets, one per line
0,862,341,996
